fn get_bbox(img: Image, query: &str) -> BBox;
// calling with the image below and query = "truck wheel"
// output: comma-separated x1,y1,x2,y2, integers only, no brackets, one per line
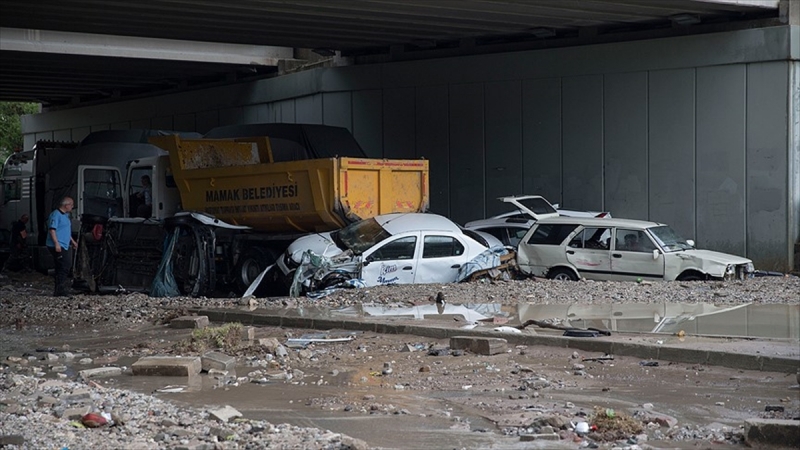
235,247,277,295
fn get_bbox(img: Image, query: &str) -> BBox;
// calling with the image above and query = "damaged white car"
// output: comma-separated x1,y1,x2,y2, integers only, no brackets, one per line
517,217,754,282
276,213,505,295
465,195,610,247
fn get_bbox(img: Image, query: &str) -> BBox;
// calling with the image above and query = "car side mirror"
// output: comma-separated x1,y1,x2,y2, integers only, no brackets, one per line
686,239,695,248
653,249,660,260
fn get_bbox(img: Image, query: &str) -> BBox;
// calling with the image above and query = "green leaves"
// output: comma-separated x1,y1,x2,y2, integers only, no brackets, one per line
0,102,39,161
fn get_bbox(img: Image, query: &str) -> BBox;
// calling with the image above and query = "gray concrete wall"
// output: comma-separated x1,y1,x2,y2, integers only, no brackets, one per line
20,26,799,270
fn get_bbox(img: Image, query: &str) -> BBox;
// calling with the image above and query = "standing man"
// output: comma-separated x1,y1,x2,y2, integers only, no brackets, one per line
2,214,30,272
46,197,78,297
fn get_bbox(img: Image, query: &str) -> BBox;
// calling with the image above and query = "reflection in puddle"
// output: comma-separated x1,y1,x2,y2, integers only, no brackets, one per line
518,303,800,339
253,302,799,340
335,303,499,322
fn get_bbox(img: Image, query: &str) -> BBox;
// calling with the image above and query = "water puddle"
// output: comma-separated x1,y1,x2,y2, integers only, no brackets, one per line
518,303,800,339
252,302,800,340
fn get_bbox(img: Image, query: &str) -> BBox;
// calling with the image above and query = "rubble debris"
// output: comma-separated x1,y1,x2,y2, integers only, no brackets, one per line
450,336,508,355
170,315,209,329
131,356,201,376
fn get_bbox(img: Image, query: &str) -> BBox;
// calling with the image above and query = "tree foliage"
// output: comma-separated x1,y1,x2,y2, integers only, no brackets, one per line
0,102,40,162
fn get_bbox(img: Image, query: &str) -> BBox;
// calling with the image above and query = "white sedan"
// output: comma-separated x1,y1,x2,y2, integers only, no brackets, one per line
276,213,498,294
517,217,754,282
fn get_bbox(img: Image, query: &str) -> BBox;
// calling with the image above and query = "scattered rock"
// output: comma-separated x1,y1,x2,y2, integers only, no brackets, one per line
208,405,242,423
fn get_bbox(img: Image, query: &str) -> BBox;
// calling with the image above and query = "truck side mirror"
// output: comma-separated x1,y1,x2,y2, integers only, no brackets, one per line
652,249,660,260
686,239,695,248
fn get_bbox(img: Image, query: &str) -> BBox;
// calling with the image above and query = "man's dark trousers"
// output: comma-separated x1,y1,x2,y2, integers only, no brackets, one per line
48,246,72,296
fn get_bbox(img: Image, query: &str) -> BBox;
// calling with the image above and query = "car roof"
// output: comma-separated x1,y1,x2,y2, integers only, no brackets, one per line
534,216,664,229
374,213,462,234
465,217,533,229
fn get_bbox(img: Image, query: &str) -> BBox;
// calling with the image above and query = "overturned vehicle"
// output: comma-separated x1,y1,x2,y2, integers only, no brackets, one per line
276,213,509,297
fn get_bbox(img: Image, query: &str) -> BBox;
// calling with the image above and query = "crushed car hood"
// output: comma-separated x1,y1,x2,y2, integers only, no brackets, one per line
286,232,343,262
674,249,751,265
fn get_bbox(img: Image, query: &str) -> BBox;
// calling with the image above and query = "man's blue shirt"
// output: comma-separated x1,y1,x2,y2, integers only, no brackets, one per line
45,209,71,248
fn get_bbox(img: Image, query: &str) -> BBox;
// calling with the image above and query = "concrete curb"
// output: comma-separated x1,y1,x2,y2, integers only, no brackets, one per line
188,307,799,374
744,419,800,449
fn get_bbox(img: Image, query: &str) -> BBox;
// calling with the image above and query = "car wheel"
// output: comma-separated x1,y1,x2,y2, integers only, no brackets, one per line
548,267,578,281
677,272,704,281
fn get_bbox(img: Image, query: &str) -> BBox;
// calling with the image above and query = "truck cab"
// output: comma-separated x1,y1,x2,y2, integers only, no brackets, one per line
125,155,182,220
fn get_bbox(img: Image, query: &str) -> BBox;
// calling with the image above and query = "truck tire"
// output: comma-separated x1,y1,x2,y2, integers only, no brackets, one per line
235,247,278,295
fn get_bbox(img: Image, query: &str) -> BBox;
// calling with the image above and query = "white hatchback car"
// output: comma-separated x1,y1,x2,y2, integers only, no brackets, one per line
276,213,497,292
465,195,610,247
517,217,754,282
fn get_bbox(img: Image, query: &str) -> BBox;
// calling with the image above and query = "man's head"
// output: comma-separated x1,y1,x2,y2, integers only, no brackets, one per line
20,214,29,224
624,234,638,248
141,175,151,187
59,197,74,213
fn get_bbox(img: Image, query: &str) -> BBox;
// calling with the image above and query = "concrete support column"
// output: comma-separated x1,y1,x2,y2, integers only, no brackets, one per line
780,0,799,25
790,60,800,271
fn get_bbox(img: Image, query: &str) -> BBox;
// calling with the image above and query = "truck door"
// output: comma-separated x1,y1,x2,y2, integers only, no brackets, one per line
360,233,419,286
77,166,124,219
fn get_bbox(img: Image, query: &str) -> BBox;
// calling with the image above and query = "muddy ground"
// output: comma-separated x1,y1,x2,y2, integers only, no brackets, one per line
1,271,799,449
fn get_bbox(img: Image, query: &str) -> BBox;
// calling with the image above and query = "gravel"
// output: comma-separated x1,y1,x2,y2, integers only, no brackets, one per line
0,372,366,450
1,271,798,449
2,273,797,330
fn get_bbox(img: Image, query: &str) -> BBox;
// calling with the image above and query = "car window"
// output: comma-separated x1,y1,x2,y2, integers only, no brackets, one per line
516,197,558,215
479,227,508,243
422,235,464,258
367,236,417,262
337,218,391,254
508,228,527,247
648,225,693,252
616,229,656,253
568,227,611,250
527,224,579,245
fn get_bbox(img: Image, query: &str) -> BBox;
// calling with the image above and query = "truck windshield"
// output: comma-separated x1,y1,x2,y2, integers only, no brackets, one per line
335,218,391,255
648,225,693,252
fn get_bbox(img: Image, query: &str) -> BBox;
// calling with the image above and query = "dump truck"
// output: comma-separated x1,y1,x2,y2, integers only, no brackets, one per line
79,124,429,296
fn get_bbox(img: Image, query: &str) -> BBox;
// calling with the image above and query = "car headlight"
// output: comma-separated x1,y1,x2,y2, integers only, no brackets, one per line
745,262,755,273
283,252,299,270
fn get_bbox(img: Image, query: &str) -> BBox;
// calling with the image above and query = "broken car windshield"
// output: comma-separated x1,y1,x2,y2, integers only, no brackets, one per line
336,218,391,254
648,225,693,252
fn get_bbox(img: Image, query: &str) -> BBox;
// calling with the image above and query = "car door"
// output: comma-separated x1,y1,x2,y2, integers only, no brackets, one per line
360,233,419,286
565,226,613,280
414,234,469,283
610,228,664,280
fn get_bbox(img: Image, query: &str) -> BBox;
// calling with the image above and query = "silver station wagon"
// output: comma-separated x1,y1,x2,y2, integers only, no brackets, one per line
516,217,754,282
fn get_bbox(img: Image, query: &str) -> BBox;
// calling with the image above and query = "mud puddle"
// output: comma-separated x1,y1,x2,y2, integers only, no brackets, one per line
129,376,523,449
4,309,799,449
